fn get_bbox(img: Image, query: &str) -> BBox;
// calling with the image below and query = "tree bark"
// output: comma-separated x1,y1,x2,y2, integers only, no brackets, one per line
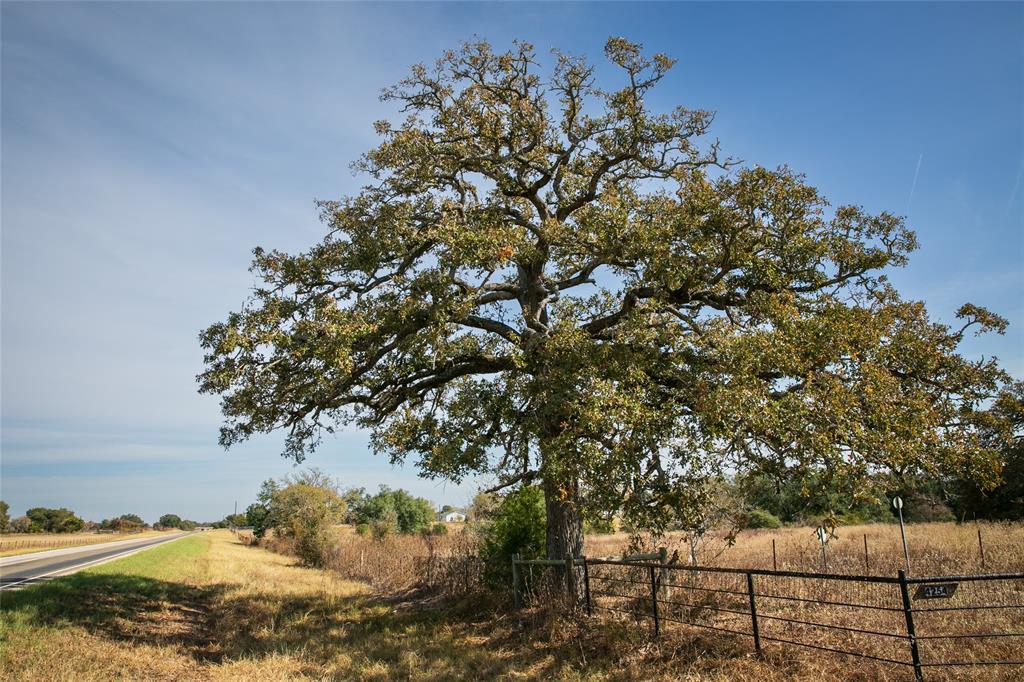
543,476,586,607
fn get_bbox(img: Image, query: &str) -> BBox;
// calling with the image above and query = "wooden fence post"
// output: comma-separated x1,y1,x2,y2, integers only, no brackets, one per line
565,557,577,608
582,556,592,616
649,564,660,638
658,546,670,601
512,553,521,608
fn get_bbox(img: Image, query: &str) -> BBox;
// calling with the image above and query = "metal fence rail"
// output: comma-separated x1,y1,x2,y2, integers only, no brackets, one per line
513,555,1024,681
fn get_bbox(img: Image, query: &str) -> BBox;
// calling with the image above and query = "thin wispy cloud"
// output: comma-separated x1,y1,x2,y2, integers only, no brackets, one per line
1008,161,1023,216
906,152,923,215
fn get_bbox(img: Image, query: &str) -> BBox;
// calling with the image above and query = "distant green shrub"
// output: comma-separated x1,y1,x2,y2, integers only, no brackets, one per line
354,523,370,536
745,508,782,529
371,509,398,539
352,487,435,535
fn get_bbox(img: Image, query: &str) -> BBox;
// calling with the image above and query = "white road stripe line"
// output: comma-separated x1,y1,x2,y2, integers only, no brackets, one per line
0,533,193,591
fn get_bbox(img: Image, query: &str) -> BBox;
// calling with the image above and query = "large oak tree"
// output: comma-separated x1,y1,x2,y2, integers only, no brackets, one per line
200,39,1008,595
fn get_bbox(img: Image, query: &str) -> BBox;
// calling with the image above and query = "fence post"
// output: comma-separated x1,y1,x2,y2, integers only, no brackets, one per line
582,556,592,616
649,564,660,638
512,553,521,608
565,556,577,607
977,528,986,571
658,546,670,601
864,534,870,572
898,569,924,682
771,538,777,571
746,572,762,656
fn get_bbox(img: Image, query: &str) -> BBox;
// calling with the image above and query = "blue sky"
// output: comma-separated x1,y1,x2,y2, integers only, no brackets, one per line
2,2,1021,523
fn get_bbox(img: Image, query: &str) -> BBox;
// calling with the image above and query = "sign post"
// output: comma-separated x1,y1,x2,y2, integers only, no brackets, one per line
894,496,910,573
816,527,828,571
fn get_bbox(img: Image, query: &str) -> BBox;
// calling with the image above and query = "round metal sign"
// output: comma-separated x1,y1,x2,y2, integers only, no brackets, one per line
893,496,903,510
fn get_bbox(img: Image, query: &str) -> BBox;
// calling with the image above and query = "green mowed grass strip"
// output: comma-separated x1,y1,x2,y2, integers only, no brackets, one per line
1,534,211,633
85,532,209,580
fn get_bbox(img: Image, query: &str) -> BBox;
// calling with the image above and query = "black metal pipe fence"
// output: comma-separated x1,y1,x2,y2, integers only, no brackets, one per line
513,556,1024,681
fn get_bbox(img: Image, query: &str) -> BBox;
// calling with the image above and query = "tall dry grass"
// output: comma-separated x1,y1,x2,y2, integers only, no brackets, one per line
584,520,1023,576
262,524,487,596
261,520,1022,599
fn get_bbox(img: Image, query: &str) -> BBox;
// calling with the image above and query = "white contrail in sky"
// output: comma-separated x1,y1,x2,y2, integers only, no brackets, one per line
906,153,923,215
1007,161,1023,216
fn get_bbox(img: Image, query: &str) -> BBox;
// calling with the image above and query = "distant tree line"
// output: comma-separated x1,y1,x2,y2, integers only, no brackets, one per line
2,507,86,533
0,504,208,534
155,514,199,531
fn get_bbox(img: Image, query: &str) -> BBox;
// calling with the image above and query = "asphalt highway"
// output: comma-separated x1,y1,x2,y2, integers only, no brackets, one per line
0,532,191,590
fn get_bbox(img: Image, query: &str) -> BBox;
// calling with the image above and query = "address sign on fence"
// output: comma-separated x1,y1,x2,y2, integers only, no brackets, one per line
914,583,959,599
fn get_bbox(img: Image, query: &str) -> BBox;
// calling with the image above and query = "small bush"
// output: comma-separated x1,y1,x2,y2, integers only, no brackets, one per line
354,523,370,536
745,508,782,529
423,522,448,536
479,485,546,587
270,482,345,567
371,509,398,539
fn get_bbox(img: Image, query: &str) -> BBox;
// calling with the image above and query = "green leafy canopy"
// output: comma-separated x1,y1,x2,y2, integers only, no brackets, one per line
199,38,1009,532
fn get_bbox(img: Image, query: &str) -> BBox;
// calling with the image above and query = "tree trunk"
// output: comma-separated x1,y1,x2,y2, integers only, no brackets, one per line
543,476,586,608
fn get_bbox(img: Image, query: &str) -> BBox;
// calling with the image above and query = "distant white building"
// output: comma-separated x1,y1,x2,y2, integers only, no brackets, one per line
438,510,466,523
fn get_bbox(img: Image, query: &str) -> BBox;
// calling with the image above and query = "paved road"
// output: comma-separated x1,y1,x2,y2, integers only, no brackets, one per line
0,532,192,590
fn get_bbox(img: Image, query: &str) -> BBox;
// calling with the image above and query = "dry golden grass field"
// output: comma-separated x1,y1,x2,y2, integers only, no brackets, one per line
1,525,1021,681
584,521,1023,576
0,530,171,558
